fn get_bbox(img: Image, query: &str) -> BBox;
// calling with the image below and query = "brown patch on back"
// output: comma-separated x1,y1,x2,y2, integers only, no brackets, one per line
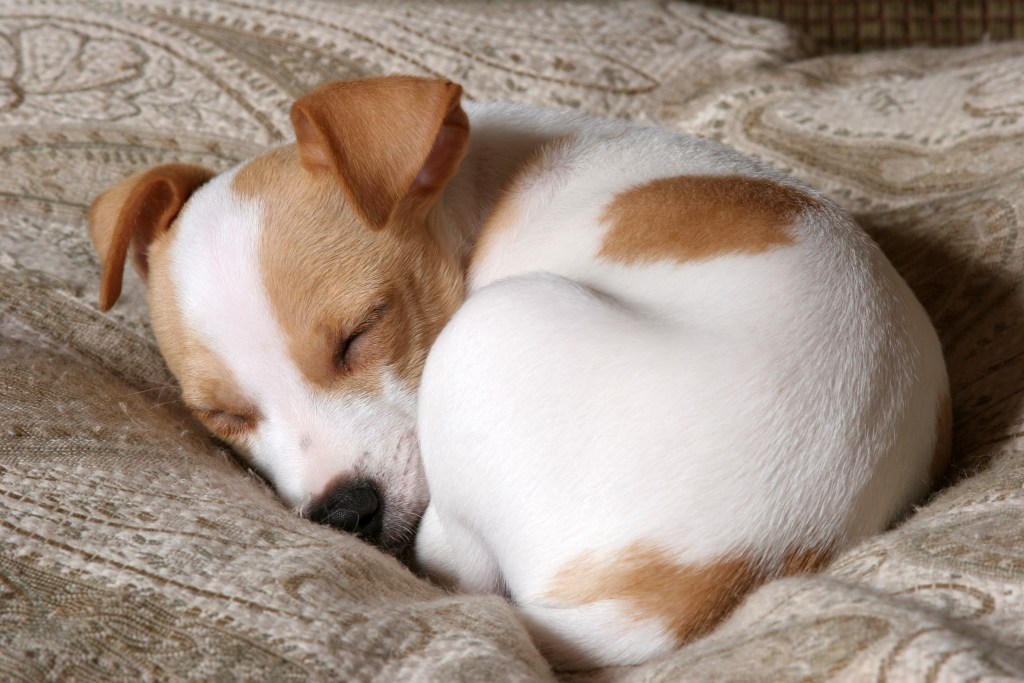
546,542,832,644
233,146,464,394
931,393,953,485
598,175,818,266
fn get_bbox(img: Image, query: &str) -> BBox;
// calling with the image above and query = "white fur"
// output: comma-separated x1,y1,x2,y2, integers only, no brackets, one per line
158,100,946,670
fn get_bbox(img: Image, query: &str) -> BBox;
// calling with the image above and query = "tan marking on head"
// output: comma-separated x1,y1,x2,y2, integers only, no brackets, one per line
598,175,818,266
931,393,953,485
233,146,463,394
146,233,257,445
546,542,832,644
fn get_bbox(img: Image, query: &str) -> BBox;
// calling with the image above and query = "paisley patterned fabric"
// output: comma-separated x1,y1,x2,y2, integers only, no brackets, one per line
2,1,1023,680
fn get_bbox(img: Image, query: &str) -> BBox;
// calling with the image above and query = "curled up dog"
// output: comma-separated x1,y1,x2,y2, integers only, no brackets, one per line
87,76,950,670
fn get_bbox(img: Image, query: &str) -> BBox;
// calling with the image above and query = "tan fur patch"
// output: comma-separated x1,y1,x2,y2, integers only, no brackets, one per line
931,394,953,484
546,543,831,644
781,546,834,575
598,175,817,266
233,146,464,394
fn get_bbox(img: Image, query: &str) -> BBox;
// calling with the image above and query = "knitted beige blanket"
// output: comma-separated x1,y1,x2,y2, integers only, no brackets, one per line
2,1,1023,680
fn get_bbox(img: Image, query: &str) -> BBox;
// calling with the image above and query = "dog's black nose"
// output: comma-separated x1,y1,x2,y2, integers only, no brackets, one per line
308,480,383,541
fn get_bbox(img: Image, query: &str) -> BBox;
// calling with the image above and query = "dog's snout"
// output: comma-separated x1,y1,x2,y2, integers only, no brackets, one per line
308,479,383,541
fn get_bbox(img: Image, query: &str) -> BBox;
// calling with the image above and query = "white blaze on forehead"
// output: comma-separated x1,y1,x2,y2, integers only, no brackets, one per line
168,167,303,494
170,167,280,376
165,166,333,505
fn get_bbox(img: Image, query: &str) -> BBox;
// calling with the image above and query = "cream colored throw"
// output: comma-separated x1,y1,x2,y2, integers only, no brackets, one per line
2,1,1023,680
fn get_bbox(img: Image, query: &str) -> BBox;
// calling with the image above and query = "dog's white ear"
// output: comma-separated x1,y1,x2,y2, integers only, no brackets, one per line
290,76,469,230
88,164,214,311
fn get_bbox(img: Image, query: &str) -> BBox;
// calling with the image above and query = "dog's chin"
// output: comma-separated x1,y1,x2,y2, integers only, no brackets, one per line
376,503,427,560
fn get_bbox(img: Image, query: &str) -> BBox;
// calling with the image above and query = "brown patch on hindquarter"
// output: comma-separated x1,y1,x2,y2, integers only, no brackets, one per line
233,146,464,393
931,394,953,484
781,546,834,575
546,543,832,644
598,175,819,266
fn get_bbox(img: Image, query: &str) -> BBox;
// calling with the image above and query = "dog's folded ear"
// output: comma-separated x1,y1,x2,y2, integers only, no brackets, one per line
290,76,470,231
88,164,214,311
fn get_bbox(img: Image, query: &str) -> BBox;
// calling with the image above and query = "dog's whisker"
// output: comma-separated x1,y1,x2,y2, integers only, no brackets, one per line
117,383,181,398
150,398,186,409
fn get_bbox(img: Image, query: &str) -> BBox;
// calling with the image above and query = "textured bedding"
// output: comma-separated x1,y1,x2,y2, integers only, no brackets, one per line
2,1,1023,680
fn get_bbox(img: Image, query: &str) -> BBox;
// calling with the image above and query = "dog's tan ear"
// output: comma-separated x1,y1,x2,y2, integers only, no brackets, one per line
290,76,469,230
88,164,214,311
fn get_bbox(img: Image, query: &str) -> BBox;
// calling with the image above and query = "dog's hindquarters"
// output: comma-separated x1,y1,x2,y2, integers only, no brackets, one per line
415,272,691,666
415,270,833,667
414,197,947,669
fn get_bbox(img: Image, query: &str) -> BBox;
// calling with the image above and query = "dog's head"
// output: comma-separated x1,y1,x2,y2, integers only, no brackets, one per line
87,77,470,554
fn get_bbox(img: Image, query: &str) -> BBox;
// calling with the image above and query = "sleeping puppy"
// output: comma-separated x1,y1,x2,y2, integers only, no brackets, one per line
88,76,950,670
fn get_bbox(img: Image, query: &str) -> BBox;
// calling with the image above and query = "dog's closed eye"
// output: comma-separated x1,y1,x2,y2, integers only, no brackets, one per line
335,303,389,373
192,406,258,439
